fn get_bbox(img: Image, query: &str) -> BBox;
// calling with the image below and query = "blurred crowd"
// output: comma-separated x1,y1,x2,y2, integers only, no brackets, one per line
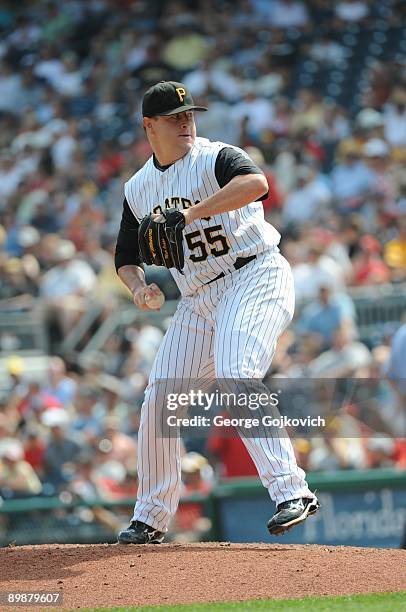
0,333,404,543
0,0,405,539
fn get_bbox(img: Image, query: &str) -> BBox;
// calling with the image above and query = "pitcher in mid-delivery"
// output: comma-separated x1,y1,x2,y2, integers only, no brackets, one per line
115,81,319,544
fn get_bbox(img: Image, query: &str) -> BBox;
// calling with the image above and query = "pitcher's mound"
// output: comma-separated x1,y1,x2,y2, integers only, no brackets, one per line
1,542,404,609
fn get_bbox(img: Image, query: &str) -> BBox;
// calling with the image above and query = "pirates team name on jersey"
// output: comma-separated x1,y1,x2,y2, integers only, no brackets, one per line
153,197,211,221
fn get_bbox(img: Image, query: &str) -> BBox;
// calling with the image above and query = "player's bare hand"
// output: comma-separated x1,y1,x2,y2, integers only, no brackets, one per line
182,208,194,225
132,284,165,310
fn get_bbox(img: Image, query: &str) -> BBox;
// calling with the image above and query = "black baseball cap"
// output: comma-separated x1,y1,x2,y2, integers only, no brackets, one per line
142,81,207,117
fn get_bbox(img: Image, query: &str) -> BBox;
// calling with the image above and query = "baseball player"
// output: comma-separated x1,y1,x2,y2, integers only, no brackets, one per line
115,81,319,544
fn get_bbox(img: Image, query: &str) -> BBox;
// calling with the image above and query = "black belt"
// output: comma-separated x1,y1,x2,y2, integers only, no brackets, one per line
205,255,257,285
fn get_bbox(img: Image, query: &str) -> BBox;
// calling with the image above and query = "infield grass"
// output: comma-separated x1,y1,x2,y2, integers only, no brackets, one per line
90,591,406,611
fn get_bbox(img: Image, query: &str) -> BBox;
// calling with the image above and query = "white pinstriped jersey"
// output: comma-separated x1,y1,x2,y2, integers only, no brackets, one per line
124,137,281,296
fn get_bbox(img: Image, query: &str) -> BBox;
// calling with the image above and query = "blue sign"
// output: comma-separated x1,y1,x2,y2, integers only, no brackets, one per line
219,488,406,548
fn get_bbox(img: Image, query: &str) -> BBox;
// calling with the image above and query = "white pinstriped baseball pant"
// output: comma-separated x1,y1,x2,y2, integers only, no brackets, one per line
132,249,314,531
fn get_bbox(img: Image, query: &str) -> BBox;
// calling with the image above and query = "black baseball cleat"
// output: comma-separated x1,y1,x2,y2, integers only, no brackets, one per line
267,497,320,536
117,520,165,544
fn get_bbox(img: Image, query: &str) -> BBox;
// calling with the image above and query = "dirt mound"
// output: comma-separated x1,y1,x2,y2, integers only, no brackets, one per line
0,543,404,610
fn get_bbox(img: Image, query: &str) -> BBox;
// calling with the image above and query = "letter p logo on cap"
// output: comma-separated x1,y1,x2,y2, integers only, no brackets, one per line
175,87,186,102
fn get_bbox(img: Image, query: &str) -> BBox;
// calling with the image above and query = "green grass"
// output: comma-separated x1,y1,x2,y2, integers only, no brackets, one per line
87,591,406,611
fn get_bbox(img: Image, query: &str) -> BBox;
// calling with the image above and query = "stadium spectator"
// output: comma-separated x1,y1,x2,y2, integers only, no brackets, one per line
384,322,406,404
207,417,258,478
350,234,391,285
0,411,18,449
363,138,397,213
282,164,332,225
41,408,81,488
308,33,347,67
334,0,370,23
93,465,138,504
244,146,283,215
269,0,310,29
71,386,104,442
40,238,97,340
13,380,60,419
298,285,356,350
0,256,38,306
364,434,397,468
383,87,406,148
43,356,77,406
330,146,373,212
231,87,275,144
384,215,406,281
23,431,46,479
291,89,325,134
0,440,42,498
292,244,346,301
168,452,213,542
307,327,372,377
101,416,137,472
268,96,294,138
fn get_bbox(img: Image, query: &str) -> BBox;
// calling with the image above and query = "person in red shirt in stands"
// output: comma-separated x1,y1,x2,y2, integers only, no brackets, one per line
393,439,406,469
245,146,283,216
207,414,258,478
23,431,46,479
351,234,390,285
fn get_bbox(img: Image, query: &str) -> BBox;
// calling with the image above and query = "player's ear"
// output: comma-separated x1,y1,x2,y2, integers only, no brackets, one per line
143,117,153,132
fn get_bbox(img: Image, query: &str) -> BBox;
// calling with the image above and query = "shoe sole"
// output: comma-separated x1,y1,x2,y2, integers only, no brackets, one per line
118,537,164,544
118,533,165,545
268,501,319,536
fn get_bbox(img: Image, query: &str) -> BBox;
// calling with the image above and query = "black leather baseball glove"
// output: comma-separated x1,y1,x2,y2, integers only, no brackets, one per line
138,208,186,273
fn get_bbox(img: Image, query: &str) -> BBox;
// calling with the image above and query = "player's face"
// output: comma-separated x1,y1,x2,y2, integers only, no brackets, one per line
144,111,196,163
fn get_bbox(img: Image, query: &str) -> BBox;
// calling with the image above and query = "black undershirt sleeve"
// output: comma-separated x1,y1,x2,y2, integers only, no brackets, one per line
114,198,142,272
214,147,269,200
